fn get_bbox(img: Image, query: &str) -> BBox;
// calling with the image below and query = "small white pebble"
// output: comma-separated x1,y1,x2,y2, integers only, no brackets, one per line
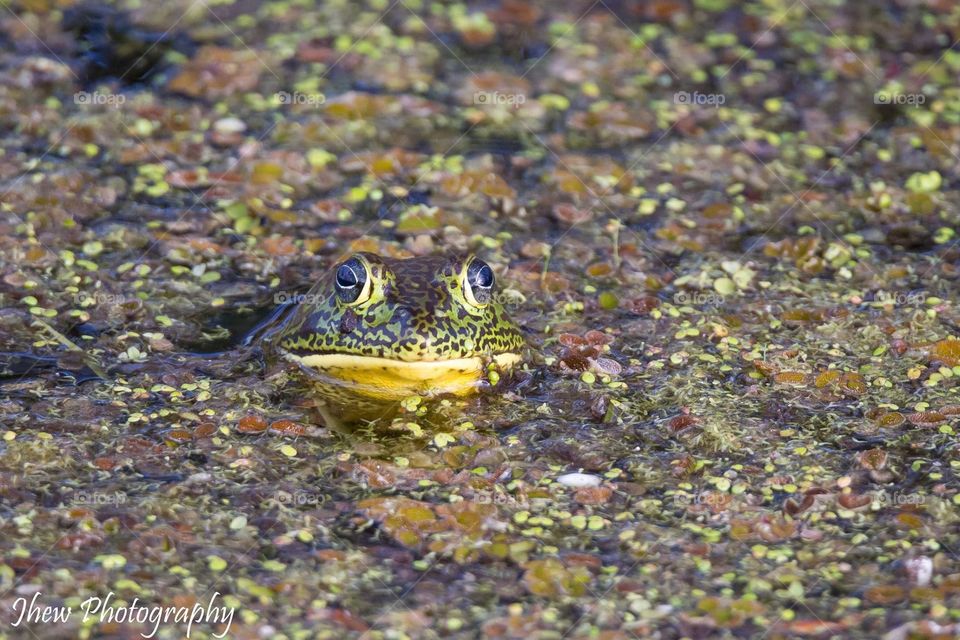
905,556,933,587
556,473,602,488
214,117,246,135
15,584,42,596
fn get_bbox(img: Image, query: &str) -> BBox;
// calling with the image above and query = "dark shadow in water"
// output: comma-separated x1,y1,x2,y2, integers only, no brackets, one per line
0,352,59,378
62,2,196,86
179,301,296,355
0,352,101,385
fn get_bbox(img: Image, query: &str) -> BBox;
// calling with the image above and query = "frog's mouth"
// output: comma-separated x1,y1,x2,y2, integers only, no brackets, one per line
280,351,522,400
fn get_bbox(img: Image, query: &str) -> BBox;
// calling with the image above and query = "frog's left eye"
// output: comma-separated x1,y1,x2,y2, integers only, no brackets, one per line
335,256,370,305
464,258,494,307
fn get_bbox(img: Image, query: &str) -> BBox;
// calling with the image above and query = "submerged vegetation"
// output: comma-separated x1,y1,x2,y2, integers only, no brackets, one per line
2,0,960,637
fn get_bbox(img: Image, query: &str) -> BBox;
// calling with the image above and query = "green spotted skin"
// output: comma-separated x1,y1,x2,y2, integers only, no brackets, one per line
271,253,525,363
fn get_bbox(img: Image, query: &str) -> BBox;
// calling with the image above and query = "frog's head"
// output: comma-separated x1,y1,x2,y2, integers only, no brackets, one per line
273,253,525,399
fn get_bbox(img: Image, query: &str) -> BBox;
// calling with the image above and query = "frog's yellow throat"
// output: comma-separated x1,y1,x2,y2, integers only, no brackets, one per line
281,351,522,401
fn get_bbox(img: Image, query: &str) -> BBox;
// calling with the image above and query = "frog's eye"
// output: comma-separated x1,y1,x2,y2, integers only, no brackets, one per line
335,256,370,305
463,258,494,307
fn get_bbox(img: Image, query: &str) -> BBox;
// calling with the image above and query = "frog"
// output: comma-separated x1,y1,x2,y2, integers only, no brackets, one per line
265,252,526,423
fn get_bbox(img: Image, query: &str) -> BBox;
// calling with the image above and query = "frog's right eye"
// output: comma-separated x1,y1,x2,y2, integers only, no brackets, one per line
335,256,370,305
463,257,494,308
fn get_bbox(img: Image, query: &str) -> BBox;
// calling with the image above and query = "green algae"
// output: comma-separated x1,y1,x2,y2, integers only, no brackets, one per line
0,0,960,638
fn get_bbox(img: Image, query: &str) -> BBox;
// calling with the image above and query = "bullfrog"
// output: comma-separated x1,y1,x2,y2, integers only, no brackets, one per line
265,252,526,423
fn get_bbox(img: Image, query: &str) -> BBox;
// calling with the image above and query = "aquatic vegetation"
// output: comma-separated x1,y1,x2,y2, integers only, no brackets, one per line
2,0,960,637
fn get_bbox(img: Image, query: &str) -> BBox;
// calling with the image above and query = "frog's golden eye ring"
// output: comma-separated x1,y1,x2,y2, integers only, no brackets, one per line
335,256,371,305
463,257,494,307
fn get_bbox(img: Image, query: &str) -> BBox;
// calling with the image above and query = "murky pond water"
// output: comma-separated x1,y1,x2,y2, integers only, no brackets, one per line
2,0,960,638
